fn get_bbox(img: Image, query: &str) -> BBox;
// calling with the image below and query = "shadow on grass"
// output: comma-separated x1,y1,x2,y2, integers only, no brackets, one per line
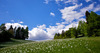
0,39,33,48
0,46,6,48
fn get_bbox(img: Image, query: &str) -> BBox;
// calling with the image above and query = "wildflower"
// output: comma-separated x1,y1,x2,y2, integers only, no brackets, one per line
71,46,73,48
88,49,91,51
62,46,64,48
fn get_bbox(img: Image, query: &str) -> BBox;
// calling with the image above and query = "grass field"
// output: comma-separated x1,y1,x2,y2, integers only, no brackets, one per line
0,39,33,48
0,37,100,53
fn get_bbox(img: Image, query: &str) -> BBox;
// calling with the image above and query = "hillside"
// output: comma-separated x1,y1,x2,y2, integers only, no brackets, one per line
0,37,100,53
0,39,33,48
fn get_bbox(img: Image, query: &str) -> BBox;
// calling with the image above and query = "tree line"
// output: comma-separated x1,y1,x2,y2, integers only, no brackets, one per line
0,24,29,42
54,11,100,39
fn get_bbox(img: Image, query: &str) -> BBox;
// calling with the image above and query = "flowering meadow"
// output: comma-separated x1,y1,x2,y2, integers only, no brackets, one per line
0,37,100,53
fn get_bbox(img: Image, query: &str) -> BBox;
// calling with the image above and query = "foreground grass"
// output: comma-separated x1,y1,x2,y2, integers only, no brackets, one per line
0,37,100,53
0,39,33,48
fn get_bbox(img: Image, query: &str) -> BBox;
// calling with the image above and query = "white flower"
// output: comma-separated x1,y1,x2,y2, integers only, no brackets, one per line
71,46,73,48
88,49,91,51
62,46,64,48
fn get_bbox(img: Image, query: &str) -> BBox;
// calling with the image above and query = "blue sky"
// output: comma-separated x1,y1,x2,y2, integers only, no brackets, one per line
0,0,62,29
0,0,100,41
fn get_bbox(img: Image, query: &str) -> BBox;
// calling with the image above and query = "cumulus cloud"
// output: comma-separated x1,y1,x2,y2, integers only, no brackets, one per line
85,0,91,2
59,2,98,24
28,27,50,41
27,1,100,41
28,2,99,41
37,24,46,29
28,21,80,41
19,21,24,24
50,12,55,16
28,1,100,41
60,3,83,23
5,23,27,30
64,22,78,30
28,24,65,41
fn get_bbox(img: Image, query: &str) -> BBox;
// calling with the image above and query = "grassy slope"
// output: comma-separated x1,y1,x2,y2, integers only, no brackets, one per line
0,39,33,48
0,37,100,53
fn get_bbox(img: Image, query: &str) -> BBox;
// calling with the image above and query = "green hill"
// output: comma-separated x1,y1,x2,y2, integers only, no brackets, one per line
0,39,33,48
0,37,100,53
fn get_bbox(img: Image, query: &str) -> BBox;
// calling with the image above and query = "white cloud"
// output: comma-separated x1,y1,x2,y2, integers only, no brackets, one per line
19,21,24,24
64,0,78,4
37,24,46,29
59,3,97,24
5,23,27,30
64,22,78,30
93,5,100,12
28,28,50,41
44,0,50,4
55,0,63,4
44,0,77,5
11,20,14,22
80,2,100,14
28,21,80,41
60,3,83,23
85,0,91,2
80,3,94,14
47,24,65,34
78,18,86,22
50,12,55,16
55,0,78,4
28,24,65,41
28,2,100,41
28,18,86,41
56,23,61,25
28,1,100,41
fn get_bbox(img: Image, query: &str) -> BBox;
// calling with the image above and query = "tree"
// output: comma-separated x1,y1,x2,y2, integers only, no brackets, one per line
77,21,87,37
54,33,61,39
70,27,78,38
86,11,100,36
65,30,71,38
54,33,57,39
8,25,14,38
14,26,29,40
0,24,6,31
24,27,29,39
15,27,21,39
85,11,90,24
14,27,16,37
61,30,65,38
21,27,25,40
72,27,78,38
0,24,11,42
54,11,100,39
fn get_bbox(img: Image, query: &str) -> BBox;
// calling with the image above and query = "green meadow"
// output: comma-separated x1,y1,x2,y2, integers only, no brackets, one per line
0,37,100,53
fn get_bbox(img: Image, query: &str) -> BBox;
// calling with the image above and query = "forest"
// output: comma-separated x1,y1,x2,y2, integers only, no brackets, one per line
0,24,29,42
54,11,100,39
